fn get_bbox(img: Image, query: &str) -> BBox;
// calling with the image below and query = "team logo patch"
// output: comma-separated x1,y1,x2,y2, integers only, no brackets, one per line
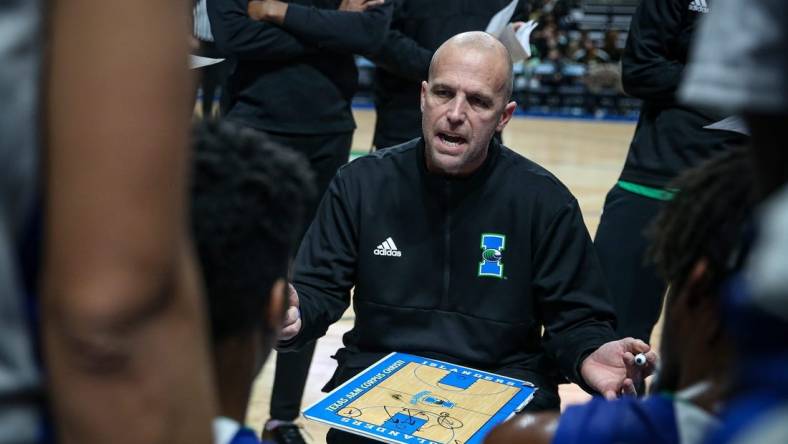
478,233,505,278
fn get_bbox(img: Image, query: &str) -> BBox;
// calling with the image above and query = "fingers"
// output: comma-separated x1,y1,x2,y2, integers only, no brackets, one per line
279,305,301,340
511,21,526,31
284,305,300,325
621,378,637,397
364,0,385,6
603,390,617,401
280,317,301,341
287,283,299,308
622,351,635,366
620,337,650,354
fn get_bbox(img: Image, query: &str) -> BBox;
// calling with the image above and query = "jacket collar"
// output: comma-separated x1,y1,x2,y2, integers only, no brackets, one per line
416,136,501,192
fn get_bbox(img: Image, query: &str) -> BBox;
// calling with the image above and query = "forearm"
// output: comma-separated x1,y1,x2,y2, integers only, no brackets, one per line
278,2,393,55
44,0,215,441
620,0,684,101
42,243,216,443
621,57,684,101
210,0,314,60
370,29,432,81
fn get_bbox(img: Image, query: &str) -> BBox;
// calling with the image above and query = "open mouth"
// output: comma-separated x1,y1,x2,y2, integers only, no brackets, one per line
438,132,468,148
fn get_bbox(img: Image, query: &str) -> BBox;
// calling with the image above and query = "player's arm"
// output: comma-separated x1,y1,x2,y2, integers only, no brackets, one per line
208,0,317,60
367,0,432,81
621,0,685,102
484,413,558,444
532,198,618,391
278,169,358,350
248,0,394,56
43,0,216,442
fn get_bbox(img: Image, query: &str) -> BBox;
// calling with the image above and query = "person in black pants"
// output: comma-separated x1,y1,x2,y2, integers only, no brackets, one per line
207,1,393,442
593,0,748,344
368,0,528,149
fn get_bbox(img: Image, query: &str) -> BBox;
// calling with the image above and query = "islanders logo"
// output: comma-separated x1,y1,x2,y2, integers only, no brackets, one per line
478,233,505,278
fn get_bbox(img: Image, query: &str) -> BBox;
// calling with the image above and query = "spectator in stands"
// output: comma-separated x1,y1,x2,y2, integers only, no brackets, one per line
573,38,610,64
602,29,623,62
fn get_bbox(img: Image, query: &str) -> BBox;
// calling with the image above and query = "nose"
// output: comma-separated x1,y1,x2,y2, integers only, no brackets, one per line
446,96,467,125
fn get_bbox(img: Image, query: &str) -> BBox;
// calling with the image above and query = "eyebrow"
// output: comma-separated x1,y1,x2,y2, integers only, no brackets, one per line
431,82,494,103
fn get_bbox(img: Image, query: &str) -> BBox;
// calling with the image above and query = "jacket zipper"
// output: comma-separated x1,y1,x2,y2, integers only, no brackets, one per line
442,180,451,308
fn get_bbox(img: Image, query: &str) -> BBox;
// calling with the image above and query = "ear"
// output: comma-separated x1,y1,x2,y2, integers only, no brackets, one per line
420,81,428,113
265,278,287,334
496,101,517,132
682,259,711,308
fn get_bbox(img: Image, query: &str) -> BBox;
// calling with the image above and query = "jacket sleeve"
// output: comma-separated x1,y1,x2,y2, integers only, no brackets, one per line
278,168,358,351
367,0,430,81
207,0,315,60
370,29,432,82
533,199,618,391
621,0,685,102
282,2,394,56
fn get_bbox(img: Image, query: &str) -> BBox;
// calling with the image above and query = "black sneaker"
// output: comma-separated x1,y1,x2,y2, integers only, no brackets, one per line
262,423,308,444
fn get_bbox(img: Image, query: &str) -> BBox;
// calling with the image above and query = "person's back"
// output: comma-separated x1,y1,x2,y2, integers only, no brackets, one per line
0,0,42,441
371,0,527,148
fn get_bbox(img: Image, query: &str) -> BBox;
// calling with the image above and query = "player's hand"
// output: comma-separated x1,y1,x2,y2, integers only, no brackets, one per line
580,338,658,399
248,0,287,24
339,0,385,12
511,21,527,31
279,283,301,341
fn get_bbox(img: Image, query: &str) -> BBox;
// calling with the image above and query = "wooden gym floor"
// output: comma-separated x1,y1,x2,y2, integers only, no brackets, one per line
245,109,646,442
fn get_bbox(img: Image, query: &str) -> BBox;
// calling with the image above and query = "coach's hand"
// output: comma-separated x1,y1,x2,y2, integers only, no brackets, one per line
580,338,658,399
279,283,301,341
339,0,385,12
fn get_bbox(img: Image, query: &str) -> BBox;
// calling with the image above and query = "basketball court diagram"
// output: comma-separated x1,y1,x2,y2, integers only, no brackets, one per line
303,353,536,444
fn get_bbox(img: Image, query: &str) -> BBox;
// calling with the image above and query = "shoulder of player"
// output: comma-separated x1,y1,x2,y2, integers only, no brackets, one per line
484,412,558,444
497,145,577,202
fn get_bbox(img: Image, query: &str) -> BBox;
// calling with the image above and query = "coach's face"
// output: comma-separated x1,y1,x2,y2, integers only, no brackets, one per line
420,44,516,176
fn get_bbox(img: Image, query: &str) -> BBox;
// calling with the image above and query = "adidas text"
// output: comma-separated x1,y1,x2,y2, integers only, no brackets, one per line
373,237,402,257
688,0,709,13
374,249,402,257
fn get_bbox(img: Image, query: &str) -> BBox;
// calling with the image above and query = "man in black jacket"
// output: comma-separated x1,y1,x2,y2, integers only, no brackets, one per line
593,0,747,344
207,1,393,441
280,32,656,443
369,0,528,149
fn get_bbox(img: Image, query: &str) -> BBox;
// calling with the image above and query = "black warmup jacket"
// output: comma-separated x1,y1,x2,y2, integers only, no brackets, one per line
620,0,747,187
369,0,528,148
282,138,617,400
207,0,393,134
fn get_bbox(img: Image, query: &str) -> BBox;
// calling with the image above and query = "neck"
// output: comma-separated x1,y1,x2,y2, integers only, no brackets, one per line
675,344,731,414
214,337,258,422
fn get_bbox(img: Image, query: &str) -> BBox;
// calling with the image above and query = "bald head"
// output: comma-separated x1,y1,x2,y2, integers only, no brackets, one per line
429,31,514,102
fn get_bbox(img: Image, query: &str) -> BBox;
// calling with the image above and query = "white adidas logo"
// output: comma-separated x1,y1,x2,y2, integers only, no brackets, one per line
688,0,709,13
373,237,402,257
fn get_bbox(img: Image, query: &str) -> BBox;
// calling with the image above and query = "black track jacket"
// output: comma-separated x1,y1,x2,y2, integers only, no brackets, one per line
208,0,393,134
282,138,617,401
619,0,747,187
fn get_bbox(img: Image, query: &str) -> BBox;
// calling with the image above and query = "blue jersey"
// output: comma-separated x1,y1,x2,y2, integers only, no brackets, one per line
554,394,717,444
